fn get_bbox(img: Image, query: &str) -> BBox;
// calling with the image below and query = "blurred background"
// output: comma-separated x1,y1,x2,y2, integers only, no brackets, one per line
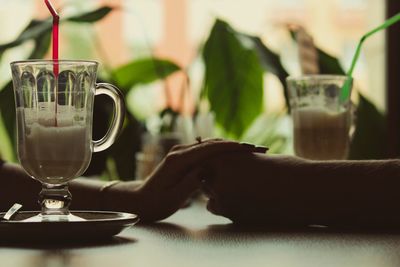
0,0,385,112
0,0,395,180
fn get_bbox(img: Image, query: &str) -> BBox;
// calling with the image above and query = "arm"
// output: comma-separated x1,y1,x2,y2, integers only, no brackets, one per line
0,140,264,222
0,161,128,212
204,154,400,228
301,158,400,227
0,161,41,211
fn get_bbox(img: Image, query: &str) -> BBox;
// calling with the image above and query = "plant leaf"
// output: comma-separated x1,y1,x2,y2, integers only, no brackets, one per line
290,28,345,75
244,35,290,110
317,48,345,75
67,6,113,23
0,82,16,160
83,93,112,176
84,80,143,179
112,58,181,90
28,31,51,59
0,19,52,58
348,93,386,159
108,113,142,180
242,114,288,154
202,19,264,139
0,6,113,59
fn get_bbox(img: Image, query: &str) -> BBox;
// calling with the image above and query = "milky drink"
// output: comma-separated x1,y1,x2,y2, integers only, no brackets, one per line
293,107,351,160
17,105,91,184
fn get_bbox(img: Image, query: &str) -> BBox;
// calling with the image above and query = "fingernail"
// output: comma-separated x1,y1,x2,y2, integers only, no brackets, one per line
255,146,269,154
240,143,268,153
239,142,256,149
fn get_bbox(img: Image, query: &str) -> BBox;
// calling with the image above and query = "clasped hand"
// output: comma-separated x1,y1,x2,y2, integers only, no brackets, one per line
133,139,268,222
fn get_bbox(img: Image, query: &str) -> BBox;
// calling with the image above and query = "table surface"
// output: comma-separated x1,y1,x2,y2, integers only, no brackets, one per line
2,201,400,267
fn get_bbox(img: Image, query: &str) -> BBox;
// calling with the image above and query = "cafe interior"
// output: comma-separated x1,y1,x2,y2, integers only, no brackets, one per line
0,1,400,266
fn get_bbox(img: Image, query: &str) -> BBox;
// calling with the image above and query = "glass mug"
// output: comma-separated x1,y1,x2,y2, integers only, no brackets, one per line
11,60,125,221
287,75,354,160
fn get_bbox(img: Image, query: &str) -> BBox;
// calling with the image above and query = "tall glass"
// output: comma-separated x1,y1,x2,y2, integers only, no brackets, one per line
11,60,125,221
287,75,353,160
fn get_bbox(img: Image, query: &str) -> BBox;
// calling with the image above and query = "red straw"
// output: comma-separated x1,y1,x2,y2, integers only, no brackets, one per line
44,0,59,75
44,0,59,126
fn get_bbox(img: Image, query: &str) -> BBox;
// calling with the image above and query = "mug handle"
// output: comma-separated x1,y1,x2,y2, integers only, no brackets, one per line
93,83,125,153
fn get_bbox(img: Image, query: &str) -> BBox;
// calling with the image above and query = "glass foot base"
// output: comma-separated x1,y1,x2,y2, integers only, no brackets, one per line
23,213,85,222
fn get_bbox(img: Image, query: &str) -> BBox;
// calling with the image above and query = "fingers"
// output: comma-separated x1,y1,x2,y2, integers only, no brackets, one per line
202,175,226,217
203,180,223,216
167,168,203,213
137,168,204,223
155,139,266,189
169,138,224,152
166,140,267,172
169,144,188,152
171,168,203,197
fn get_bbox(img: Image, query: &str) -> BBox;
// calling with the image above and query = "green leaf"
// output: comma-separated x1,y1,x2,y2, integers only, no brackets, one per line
244,35,290,110
112,58,181,90
290,28,345,75
317,48,345,75
84,82,142,180
84,93,112,176
108,114,142,180
28,31,51,59
242,114,288,154
67,6,113,23
348,94,386,159
202,19,264,138
0,82,16,160
0,19,52,58
0,6,113,59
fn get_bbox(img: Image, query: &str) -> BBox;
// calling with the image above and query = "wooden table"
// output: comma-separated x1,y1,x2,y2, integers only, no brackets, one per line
2,201,400,267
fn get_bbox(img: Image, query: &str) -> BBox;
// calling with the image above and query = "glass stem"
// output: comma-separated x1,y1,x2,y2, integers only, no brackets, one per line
39,183,72,216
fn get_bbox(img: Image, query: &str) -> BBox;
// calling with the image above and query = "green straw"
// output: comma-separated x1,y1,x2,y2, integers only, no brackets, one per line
340,12,400,103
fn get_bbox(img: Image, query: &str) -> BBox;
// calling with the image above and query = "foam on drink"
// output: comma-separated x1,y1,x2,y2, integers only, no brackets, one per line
293,107,351,160
17,105,91,184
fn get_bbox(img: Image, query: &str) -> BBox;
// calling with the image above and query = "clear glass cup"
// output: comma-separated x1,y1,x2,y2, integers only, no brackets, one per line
287,75,353,160
11,60,125,221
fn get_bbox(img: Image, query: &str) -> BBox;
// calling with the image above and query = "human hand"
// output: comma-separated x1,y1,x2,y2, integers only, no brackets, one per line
202,152,268,223
133,139,267,222
203,154,306,225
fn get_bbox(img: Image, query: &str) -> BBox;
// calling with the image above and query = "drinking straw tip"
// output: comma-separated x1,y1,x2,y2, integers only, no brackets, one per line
343,13,400,103
44,0,59,17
